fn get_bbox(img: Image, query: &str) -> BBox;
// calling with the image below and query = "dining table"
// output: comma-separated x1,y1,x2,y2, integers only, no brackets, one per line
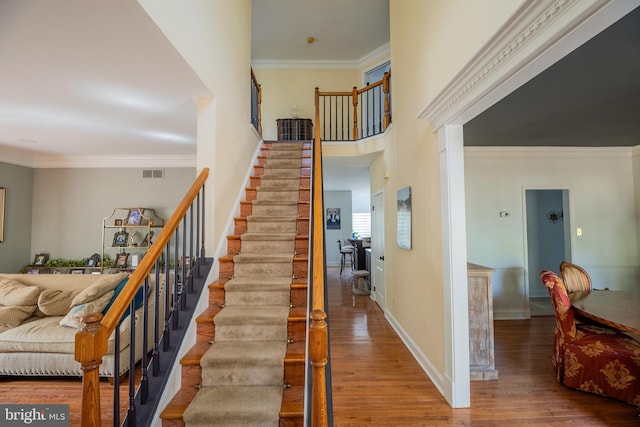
569,290,640,335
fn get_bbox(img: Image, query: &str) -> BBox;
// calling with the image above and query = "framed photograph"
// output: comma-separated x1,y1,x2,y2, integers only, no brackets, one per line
326,208,341,230
33,253,49,266
126,208,145,225
397,186,412,250
113,230,128,247
27,269,40,274
114,219,123,227
115,252,129,268
0,187,5,243
70,269,84,274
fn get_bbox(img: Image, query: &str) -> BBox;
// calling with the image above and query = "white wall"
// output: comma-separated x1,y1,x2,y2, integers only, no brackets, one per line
465,146,640,319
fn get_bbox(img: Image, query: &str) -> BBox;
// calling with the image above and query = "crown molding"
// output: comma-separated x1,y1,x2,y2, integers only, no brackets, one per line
30,154,196,169
418,0,636,129
251,42,390,70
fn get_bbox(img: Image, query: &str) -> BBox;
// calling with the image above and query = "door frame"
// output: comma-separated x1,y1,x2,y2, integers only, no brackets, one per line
371,190,385,310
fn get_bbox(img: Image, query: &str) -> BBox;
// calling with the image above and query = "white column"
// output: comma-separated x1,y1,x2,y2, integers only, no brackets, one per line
438,124,470,407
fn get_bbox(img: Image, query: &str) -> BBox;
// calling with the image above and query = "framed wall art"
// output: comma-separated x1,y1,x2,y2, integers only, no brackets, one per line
0,187,4,243
397,186,412,250
326,208,341,230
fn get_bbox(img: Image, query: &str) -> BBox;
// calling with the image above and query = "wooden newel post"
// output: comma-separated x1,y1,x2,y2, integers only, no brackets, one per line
351,87,358,141
309,309,329,426
383,71,390,129
75,312,108,427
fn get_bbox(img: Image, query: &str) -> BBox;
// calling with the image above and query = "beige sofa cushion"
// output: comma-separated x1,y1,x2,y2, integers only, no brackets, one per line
60,290,115,329
71,273,128,306
0,278,41,306
0,313,132,354
37,289,80,316
0,305,37,329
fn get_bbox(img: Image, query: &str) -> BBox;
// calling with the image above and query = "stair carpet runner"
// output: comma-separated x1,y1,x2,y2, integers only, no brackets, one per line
183,143,303,426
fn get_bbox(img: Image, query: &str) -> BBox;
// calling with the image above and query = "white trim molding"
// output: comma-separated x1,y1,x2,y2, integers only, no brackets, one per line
418,0,639,129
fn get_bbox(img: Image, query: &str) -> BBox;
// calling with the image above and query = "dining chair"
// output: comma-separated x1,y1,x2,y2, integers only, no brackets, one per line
559,261,592,293
337,240,354,274
540,270,640,407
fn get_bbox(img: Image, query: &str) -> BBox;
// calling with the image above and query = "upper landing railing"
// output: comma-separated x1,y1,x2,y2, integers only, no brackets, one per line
315,70,391,141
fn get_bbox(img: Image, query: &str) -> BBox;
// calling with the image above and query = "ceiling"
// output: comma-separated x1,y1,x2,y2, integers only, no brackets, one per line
1,1,637,168
0,0,389,167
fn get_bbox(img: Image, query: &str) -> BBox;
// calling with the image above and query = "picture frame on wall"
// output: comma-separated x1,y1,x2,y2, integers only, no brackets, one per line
326,208,341,230
0,187,5,243
397,186,412,250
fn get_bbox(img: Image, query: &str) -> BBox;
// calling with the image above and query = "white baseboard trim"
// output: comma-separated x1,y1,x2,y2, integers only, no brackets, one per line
384,309,447,399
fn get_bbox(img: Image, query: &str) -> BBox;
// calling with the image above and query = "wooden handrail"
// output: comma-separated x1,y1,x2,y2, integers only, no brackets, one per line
316,69,391,141
310,87,329,425
75,168,210,427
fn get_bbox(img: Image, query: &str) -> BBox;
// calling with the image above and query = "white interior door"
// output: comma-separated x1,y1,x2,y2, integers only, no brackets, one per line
372,191,385,309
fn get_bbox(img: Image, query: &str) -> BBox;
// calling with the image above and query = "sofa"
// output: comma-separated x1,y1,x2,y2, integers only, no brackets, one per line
0,272,166,379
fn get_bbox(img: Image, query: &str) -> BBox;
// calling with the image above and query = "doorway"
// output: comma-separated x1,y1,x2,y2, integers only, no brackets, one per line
525,189,571,313
371,191,385,310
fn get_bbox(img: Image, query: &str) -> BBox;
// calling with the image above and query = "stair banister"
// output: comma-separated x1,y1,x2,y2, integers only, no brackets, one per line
310,88,330,426
75,168,209,427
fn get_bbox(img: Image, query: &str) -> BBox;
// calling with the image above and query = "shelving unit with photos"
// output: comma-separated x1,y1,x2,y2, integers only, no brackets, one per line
102,207,164,272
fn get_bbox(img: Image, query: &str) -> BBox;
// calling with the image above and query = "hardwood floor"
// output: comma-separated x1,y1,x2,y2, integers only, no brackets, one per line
327,267,638,426
0,267,637,426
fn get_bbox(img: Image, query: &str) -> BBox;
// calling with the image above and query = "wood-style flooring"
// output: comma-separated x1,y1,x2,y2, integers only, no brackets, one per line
328,266,638,426
0,266,637,426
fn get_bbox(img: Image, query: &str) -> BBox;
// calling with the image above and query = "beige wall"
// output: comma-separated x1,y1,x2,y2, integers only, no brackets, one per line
253,68,361,140
30,167,195,266
139,0,260,258
387,0,521,377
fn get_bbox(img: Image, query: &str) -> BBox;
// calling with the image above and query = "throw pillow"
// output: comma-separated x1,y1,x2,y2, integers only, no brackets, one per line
71,273,129,306
0,278,41,306
102,277,146,322
37,289,80,316
60,290,115,329
0,305,37,328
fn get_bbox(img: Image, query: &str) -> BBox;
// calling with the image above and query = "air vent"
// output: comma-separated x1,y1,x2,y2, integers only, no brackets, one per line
142,169,164,179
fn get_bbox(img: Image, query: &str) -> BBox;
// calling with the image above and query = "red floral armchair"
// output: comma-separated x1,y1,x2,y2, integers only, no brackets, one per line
540,270,640,406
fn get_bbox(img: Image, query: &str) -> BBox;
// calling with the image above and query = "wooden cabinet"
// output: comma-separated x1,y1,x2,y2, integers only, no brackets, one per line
467,263,498,380
276,118,313,140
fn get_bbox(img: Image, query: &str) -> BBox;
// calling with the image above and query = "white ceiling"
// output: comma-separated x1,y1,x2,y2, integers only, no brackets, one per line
0,0,389,167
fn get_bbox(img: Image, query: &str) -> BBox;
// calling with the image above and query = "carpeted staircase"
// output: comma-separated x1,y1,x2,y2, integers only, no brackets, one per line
161,141,310,427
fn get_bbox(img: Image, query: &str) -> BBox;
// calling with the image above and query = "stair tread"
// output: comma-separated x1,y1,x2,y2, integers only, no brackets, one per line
241,232,296,240
233,253,294,263
215,305,290,325
184,385,284,424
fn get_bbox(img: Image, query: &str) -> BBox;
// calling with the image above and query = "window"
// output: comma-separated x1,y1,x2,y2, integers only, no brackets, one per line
352,212,371,237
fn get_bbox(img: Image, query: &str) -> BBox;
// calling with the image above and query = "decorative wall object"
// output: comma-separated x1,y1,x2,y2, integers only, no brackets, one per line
326,207,341,230
397,186,412,250
0,187,4,243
